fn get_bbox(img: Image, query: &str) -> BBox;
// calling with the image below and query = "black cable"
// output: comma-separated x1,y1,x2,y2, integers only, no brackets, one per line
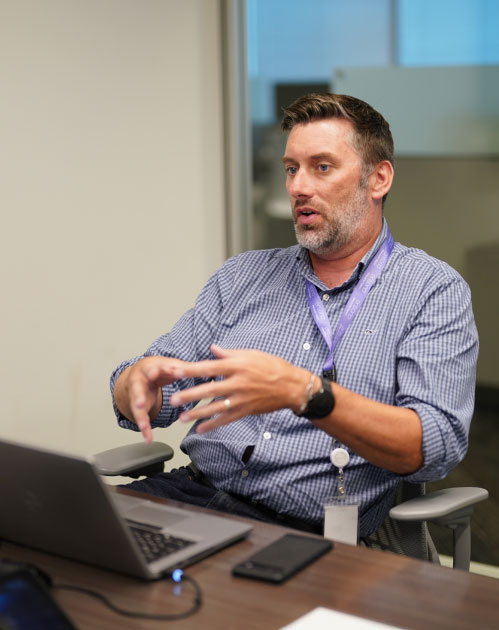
53,573,202,622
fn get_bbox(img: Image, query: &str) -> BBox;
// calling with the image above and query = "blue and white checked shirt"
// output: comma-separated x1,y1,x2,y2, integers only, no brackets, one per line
111,221,478,537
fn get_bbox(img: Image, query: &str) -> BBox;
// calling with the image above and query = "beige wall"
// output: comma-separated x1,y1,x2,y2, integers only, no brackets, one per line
0,0,226,465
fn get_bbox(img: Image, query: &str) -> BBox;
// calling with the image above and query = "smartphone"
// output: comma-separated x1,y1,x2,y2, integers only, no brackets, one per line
232,533,333,583
0,569,77,630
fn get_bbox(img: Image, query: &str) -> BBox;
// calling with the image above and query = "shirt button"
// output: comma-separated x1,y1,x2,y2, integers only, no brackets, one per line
263,431,271,440
303,342,311,351
241,470,249,478
322,293,330,302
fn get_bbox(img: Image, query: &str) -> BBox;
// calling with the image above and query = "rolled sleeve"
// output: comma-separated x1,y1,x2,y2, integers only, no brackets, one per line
395,276,478,482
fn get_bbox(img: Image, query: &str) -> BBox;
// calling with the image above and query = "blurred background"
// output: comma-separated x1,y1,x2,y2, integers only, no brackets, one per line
1,0,497,568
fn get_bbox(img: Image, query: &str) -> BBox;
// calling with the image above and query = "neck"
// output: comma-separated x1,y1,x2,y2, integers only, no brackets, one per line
309,224,382,289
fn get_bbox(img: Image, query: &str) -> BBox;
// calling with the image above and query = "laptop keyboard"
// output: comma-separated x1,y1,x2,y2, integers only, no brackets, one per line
129,525,195,563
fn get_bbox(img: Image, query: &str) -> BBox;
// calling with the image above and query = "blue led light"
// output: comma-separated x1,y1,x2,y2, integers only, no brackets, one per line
171,569,183,583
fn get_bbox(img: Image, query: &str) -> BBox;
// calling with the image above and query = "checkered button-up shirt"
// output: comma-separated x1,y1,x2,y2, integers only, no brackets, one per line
111,221,478,537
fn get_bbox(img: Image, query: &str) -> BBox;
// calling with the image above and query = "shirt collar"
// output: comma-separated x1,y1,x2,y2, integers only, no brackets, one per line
296,218,390,292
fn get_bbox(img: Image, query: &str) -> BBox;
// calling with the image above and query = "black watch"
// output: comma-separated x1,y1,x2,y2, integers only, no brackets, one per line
297,376,335,420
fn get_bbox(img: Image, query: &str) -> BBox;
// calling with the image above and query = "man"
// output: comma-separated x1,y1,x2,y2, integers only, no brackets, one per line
111,93,478,539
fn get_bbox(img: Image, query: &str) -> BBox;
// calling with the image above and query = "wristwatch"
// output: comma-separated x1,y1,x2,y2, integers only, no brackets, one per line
297,376,335,420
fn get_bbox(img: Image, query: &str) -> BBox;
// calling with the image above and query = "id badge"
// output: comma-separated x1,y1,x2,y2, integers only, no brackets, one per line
324,496,359,545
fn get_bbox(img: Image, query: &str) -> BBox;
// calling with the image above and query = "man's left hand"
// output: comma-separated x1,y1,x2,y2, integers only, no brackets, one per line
170,345,312,433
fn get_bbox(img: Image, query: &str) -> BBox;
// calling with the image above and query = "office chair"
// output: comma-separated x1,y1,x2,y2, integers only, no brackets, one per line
365,481,488,570
93,441,488,571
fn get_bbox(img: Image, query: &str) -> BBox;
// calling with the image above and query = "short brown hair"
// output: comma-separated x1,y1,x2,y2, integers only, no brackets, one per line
281,93,394,174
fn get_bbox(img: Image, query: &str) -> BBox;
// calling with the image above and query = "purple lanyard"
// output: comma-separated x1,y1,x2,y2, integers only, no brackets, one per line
306,229,395,381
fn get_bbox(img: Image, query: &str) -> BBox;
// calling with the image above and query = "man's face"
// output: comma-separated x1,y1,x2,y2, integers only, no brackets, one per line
282,118,372,258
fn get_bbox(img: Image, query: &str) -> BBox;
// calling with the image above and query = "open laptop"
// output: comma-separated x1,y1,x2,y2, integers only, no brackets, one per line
0,438,252,580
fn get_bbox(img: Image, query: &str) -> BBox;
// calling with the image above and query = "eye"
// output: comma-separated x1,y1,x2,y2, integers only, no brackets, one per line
285,165,298,175
318,163,330,172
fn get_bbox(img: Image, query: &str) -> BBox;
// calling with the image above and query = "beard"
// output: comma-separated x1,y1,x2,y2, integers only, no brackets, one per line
293,185,370,257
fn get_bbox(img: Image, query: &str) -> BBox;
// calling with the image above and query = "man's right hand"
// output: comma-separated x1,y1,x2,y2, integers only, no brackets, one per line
114,357,186,443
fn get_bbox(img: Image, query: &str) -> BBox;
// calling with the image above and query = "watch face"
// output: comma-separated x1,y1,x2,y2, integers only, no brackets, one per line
306,378,335,419
312,393,334,417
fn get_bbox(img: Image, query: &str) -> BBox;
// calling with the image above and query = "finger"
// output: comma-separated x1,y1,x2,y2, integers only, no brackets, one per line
142,359,185,386
173,358,232,381
128,380,154,435
177,397,231,423
195,410,241,434
129,378,149,411
140,420,154,444
210,344,235,359
170,380,230,407
130,405,153,443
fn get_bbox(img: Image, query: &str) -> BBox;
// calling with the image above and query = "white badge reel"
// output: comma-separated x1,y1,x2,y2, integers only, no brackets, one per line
324,447,359,546
330,447,349,469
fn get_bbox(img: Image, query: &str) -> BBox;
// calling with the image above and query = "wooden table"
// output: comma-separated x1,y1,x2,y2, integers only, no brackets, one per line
2,491,499,630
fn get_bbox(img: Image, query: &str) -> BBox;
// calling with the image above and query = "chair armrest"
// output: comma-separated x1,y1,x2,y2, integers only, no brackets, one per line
389,487,488,522
92,442,174,476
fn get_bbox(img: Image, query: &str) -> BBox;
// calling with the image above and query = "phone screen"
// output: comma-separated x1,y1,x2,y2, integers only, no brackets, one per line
232,533,333,583
0,571,76,630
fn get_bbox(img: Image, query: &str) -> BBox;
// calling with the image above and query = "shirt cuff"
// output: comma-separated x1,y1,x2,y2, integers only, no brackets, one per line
402,402,467,482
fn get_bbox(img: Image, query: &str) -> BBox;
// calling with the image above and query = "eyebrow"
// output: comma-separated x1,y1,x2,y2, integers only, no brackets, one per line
281,152,337,164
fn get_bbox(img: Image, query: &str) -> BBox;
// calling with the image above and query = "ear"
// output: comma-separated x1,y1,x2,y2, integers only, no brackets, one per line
369,160,394,203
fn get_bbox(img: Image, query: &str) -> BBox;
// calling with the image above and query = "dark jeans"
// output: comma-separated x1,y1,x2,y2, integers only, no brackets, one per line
124,466,322,535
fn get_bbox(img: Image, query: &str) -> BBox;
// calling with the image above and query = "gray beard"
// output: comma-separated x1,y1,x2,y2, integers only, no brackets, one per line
294,189,369,257
294,222,352,256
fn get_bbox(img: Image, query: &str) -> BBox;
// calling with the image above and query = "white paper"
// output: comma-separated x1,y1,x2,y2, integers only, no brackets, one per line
280,607,406,630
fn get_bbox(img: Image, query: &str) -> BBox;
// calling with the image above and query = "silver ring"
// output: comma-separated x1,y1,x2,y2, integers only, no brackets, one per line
223,398,231,410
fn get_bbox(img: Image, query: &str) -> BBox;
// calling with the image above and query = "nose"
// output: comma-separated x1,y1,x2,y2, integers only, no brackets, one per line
287,168,313,199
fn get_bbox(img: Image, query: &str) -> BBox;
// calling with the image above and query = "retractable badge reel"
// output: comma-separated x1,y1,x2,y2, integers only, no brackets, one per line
324,445,359,545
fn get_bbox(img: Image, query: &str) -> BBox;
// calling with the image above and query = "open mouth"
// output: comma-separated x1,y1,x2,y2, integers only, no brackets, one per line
296,207,320,225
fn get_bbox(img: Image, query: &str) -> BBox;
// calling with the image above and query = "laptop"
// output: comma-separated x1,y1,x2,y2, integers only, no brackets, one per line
0,438,252,580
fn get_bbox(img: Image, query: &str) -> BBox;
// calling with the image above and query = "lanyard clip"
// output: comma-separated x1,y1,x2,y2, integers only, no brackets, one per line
323,366,337,382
